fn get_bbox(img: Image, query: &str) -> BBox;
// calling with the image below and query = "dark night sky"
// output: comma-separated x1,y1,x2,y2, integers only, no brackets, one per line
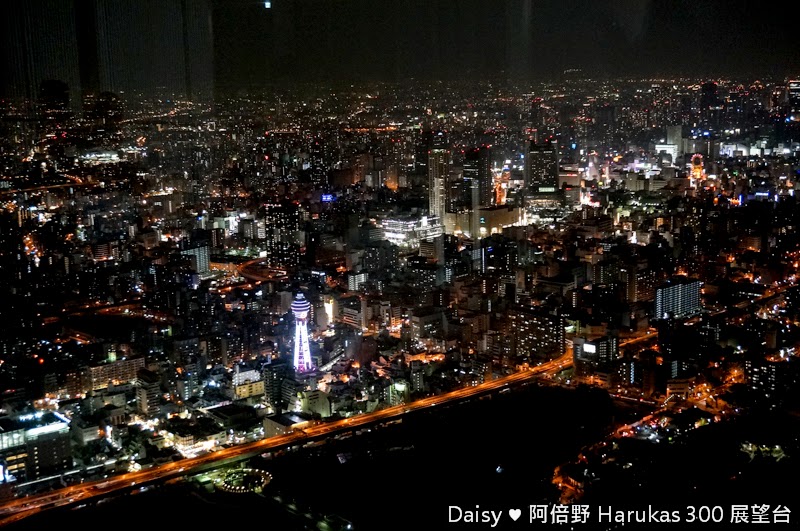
2,0,799,101
213,0,800,89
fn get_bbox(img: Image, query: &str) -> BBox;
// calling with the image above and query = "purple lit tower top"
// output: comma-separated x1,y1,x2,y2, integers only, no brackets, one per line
292,292,313,373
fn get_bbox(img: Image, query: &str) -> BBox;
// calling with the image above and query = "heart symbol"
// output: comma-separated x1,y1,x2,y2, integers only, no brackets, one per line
509,508,522,521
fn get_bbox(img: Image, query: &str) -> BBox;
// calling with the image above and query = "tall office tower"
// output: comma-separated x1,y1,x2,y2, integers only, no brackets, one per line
309,137,327,185
292,293,313,373
524,140,559,191
447,174,479,214
428,131,450,220
0,1,82,110
654,277,702,320
463,146,493,207
22,415,72,481
263,202,300,268
415,130,433,174
263,203,300,241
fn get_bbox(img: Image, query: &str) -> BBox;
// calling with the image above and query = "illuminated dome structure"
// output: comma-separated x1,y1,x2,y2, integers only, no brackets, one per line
292,293,313,373
217,468,272,494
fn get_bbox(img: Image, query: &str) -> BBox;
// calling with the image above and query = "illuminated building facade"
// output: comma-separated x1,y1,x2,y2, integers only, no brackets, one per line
180,241,211,276
524,140,559,192
654,277,702,319
745,357,791,407
82,356,146,393
0,412,72,482
428,131,450,220
463,145,494,207
508,305,566,360
263,202,300,268
292,292,313,373
136,368,161,417
789,80,800,120
381,215,443,249
619,266,657,303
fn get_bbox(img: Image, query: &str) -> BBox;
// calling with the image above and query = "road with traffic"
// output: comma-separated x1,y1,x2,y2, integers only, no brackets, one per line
0,352,573,526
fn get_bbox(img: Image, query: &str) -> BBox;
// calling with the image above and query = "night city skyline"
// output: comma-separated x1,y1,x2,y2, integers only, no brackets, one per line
1,2,800,531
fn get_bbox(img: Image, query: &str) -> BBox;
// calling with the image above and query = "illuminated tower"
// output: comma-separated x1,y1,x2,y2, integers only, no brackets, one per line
292,292,313,373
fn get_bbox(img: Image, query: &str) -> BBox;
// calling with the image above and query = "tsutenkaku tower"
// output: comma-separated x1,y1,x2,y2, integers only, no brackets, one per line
292,292,313,373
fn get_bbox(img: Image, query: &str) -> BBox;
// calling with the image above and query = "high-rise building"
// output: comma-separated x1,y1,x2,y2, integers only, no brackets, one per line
136,368,162,417
347,271,368,292
654,277,702,319
618,266,657,303
592,334,619,366
292,293,313,373
309,137,327,185
666,125,683,152
744,356,792,407
410,359,425,393
0,413,72,482
463,146,493,207
23,417,72,481
180,241,211,276
263,202,300,268
447,173,478,214
363,241,399,273
415,130,433,174
428,131,450,220
509,305,565,360
524,140,559,191
263,360,291,410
